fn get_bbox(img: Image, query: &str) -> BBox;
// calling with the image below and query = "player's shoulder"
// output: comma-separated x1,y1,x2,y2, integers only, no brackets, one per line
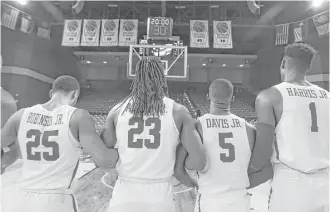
256,86,282,106
311,84,329,94
70,108,92,124
173,101,191,117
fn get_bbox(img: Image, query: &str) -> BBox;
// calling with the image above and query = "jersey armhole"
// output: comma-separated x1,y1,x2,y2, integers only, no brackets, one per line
272,86,284,132
171,100,180,141
68,108,81,149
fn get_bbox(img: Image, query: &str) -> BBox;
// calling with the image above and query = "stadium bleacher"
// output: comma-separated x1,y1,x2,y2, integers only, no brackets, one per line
77,90,257,131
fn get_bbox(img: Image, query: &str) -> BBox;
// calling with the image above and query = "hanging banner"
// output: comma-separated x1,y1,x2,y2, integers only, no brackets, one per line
292,20,309,43
62,20,82,46
313,11,329,37
1,4,19,30
213,21,233,49
119,19,138,46
20,14,36,34
100,19,119,46
81,19,101,46
190,20,209,48
37,21,51,39
275,23,289,46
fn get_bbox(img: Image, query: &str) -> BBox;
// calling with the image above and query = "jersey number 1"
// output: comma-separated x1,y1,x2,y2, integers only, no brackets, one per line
128,117,161,149
309,102,319,132
26,129,60,161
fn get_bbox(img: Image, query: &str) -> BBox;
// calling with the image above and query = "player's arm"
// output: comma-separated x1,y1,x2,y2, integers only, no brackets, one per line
185,119,206,170
1,109,24,149
177,105,206,171
248,161,273,189
1,100,18,128
248,88,276,174
173,144,198,188
74,109,118,169
100,105,120,148
245,121,256,152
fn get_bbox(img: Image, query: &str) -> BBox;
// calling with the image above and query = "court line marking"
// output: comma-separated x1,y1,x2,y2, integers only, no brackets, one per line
101,173,193,195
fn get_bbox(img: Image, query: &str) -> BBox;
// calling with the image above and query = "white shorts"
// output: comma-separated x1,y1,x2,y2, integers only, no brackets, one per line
194,190,250,212
269,164,329,212
108,178,175,212
1,188,78,212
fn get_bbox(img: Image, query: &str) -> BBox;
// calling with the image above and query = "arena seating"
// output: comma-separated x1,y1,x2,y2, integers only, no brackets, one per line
77,91,257,130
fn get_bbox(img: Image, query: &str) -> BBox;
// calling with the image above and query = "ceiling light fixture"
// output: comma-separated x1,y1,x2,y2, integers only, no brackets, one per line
86,61,91,64
103,61,107,64
16,0,28,5
312,0,324,8
222,64,226,67
239,64,244,67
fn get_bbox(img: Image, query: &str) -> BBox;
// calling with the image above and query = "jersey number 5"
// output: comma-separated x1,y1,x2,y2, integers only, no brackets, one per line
26,129,60,161
218,132,235,163
128,117,161,149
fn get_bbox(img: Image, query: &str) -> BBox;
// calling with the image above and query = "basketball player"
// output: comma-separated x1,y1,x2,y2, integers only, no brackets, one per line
1,75,119,212
101,57,206,212
1,55,20,174
1,87,19,174
249,43,329,212
178,79,273,212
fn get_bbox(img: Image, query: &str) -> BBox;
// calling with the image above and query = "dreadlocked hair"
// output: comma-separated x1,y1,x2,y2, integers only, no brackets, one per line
129,56,168,119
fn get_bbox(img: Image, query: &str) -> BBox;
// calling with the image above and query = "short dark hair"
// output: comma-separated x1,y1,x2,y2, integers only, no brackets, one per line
284,43,317,69
52,75,80,93
209,79,233,103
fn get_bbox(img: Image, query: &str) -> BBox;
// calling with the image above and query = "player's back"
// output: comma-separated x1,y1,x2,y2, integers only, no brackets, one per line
197,113,251,196
273,82,329,173
115,97,179,181
17,104,81,190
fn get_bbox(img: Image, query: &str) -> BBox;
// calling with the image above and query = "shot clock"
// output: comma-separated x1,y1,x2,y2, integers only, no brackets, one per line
147,17,173,40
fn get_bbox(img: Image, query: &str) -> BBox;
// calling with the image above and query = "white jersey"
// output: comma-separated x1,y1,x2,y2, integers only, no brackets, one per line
197,113,251,196
17,105,81,191
273,82,329,173
115,97,179,181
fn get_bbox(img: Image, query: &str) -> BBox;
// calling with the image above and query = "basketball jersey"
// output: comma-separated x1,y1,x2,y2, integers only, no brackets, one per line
115,97,179,180
272,82,329,173
17,104,81,190
197,113,251,196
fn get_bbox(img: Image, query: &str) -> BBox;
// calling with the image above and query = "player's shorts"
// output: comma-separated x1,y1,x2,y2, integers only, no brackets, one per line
269,164,329,212
1,187,78,212
108,177,175,212
194,189,250,212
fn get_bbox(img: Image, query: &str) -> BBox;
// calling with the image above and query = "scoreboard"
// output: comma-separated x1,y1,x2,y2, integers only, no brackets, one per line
147,17,173,40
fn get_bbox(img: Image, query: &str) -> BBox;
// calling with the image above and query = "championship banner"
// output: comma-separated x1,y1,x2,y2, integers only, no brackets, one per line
62,20,82,46
100,19,119,46
313,11,329,38
119,19,138,46
81,19,101,46
213,21,233,49
190,20,209,48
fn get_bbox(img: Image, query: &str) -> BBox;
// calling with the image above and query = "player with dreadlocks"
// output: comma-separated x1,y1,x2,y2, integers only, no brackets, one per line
102,56,206,212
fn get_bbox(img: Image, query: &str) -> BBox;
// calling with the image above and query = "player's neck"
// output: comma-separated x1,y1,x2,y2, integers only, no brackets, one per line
42,97,70,110
284,73,310,86
210,102,231,115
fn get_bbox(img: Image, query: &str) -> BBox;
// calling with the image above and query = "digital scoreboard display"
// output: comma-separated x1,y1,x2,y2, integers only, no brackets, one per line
147,17,173,40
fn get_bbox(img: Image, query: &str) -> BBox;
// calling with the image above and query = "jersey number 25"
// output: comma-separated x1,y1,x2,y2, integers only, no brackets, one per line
26,129,60,161
128,117,161,149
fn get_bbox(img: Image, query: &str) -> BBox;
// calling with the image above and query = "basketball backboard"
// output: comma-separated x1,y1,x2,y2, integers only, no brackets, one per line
127,44,189,81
